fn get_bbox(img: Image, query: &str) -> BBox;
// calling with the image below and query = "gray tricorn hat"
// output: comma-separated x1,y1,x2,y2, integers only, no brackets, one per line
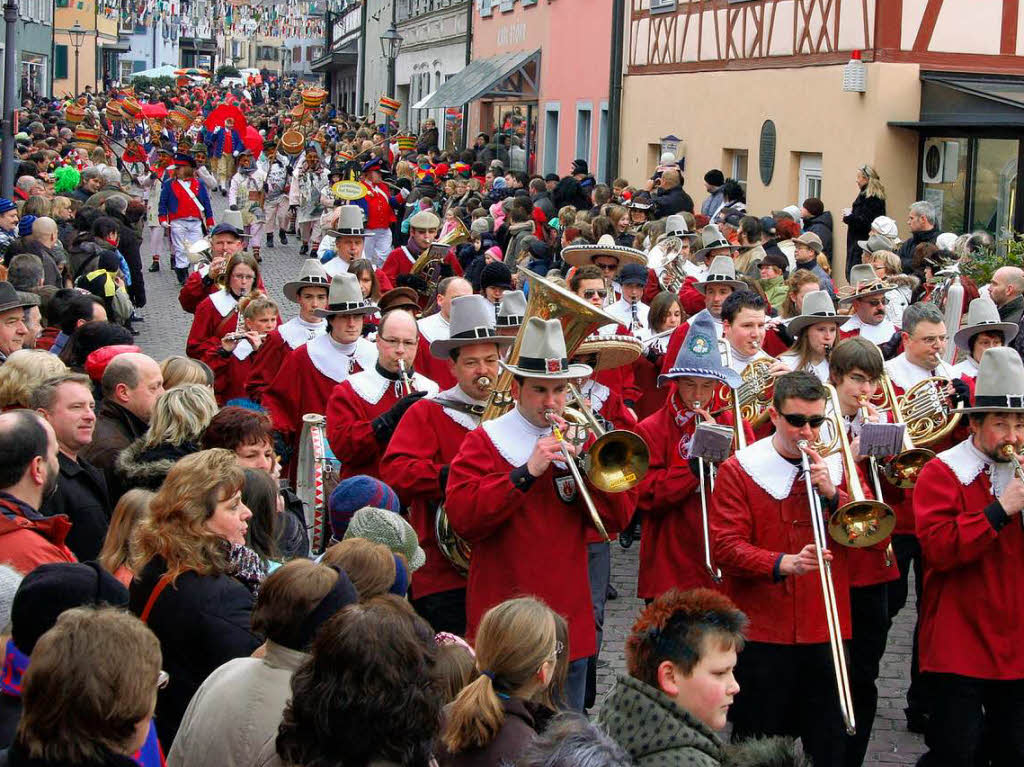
962,347,1024,413
429,295,514,358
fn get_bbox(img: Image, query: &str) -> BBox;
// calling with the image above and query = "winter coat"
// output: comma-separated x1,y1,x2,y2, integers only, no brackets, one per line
503,220,535,268
416,127,439,154
802,211,834,259
129,555,262,747
115,438,201,492
652,185,694,219
0,493,75,575
110,211,146,308
552,175,592,211
81,400,149,503
37,452,110,562
434,698,551,767
761,275,789,311
168,642,306,767
701,186,725,219
598,674,725,767
897,227,939,273
0,742,139,767
66,235,119,282
842,190,886,271
2,238,61,286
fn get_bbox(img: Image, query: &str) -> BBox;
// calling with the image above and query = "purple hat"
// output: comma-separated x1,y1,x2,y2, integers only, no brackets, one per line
329,475,401,539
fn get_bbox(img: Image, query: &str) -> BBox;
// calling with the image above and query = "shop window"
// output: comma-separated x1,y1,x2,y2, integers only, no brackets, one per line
970,138,1018,238
798,153,822,201
921,137,968,233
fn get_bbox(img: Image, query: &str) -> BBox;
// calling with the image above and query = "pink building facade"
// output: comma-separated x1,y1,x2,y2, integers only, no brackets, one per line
466,0,614,179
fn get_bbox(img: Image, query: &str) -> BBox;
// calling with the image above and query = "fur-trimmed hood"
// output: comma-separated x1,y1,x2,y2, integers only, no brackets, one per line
888,273,919,292
115,438,199,491
724,736,811,767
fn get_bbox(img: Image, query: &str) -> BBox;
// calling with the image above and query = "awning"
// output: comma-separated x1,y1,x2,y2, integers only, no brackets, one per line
889,73,1024,130
412,49,539,110
100,40,131,53
311,38,358,73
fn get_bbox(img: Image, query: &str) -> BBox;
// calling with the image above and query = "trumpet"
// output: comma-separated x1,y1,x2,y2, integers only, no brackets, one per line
565,382,650,493
397,359,415,396
693,401,722,582
545,409,610,543
1000,444,1024,530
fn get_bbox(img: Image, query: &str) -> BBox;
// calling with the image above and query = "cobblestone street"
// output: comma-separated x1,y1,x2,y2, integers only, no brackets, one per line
135,191,926,764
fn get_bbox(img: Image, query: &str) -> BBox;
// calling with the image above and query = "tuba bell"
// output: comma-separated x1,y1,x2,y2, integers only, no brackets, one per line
875,372,955,487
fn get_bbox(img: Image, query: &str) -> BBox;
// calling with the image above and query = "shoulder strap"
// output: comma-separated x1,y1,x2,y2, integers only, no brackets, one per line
139,572,174,624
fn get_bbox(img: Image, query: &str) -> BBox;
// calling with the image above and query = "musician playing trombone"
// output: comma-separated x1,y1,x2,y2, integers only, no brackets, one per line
380,295,512,636
446,317,636,712
711,371,869,766
913,347,1024,767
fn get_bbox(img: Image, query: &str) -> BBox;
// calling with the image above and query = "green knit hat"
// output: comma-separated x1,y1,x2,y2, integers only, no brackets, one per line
343,507,426,572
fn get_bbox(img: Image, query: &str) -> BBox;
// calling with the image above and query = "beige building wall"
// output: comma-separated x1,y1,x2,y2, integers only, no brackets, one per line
619,62,926,281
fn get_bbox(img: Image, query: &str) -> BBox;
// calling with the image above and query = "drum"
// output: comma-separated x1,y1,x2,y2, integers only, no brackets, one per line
295,413,340,555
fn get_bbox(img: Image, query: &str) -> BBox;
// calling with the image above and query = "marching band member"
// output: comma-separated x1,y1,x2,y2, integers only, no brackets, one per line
720,290,772,375
634,313,751,599
158,152,216,285
355,157,408,267
712,371,864,766
415,276,472,390
642,214,700,303
445,317,636,711
184,251,260,359
259,141,292,249
677,225,742,315
205,116,243,193
326,308,439,481
604,263,651,340
839,264,902,358
319,206,369,279
771,290,845,383
289,146,330,256
203,294,278,406
660,255,746,375
951,297,1016,381
562,235,647,308
634,291,684,421
914,347,1024,766
245,259,330,402
495,289,525,339
381,209,463,291
263,274,377,465
380,295,512,635
226,151,266,263
177,223,247,313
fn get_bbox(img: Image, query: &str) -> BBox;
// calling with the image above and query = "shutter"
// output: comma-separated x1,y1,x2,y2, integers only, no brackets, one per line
54,45,68,79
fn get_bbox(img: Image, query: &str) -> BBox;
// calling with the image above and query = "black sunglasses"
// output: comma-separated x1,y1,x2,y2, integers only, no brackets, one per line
779,412,827,429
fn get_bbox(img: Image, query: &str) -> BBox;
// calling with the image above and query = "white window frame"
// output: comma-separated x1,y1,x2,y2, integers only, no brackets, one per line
799,153,822,202
575,101,592,170
542,102,560,176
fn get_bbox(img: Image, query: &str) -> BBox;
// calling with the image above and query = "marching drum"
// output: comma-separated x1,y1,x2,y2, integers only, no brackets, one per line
295,413,341,555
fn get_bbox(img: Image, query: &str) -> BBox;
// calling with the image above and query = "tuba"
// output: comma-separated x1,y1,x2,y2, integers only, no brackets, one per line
410,218,471,305
657,237,686,293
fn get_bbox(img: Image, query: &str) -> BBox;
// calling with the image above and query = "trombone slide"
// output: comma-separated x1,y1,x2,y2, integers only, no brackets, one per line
692,402,722,583
546,410,611,542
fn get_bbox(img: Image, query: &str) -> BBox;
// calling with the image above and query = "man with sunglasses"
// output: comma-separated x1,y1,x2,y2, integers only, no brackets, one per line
839,263,902,359
562,235,648,309
711,371,865,767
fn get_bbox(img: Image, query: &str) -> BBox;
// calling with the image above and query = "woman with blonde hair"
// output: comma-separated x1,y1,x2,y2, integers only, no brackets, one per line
115,383,218,490
438,597,560,767
159,355,214,389
842,164,887,279
870,249,916,326
98,487,154,585
0,349,67,409
128,448,262,746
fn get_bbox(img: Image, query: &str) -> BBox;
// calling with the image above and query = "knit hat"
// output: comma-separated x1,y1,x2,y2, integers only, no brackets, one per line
470,218,491,236
0,565,23,633
329,475,401,540
485,245,502,262
571,159,589,176
0,198,16,215
481,261,513,291
17,215,36,238
343,507,426,572
704,169,725,187
802,198,825,218
11,562,129,655
760,252,788,272
99,251,120,272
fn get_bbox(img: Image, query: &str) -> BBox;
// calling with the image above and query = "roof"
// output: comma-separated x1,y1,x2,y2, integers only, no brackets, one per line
889,73,1024,130
412,49,540,110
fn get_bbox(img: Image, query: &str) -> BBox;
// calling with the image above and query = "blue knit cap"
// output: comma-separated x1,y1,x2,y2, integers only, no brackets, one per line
329,475,401,538
18,215,36,238
0,198,16,215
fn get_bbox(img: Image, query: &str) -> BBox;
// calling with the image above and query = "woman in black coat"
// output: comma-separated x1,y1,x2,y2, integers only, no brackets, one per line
842,164,887,278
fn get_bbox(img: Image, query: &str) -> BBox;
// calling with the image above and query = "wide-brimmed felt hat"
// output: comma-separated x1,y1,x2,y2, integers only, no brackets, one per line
857,233,896,254
378,287,420,314
694,255,745,294
954,297,1018,351
430,295,515,357
561,235,647,269
658,214,700,243
499,317,593,380
793,231,824,254
408,209,441,230
325,205,366,238
283,259,331,303
659,313,741,388
838,263,892,304
495,289,525,327
0,281,36,314
693,225,741,261
963,347,1024,413
313,273,376,317
573,333,642,373
787,290,846,336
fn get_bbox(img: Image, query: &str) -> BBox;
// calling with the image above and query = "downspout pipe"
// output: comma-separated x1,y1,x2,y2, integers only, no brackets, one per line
605,0,624,184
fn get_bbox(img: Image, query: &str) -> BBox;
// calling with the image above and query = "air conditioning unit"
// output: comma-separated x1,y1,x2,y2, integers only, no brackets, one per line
922,139,959,184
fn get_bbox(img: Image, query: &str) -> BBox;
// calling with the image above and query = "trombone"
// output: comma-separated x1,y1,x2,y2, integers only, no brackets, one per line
545,409,611,542
693,401,722,582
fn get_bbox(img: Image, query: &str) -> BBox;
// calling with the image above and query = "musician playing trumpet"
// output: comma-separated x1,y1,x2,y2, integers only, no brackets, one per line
446,317,636,712
381,296,512,636
711,372,869,766
326,308,439,481
913,346,1024,767
177,222,247,314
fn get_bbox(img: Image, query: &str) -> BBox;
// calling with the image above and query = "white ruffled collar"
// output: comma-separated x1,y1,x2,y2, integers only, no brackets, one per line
578,378,610,414
952,356,979,379
306,333,377,382
437,384,485,431
417,312,449,344
209,289,237,318
348,364,439,404
937,438,1015,497
885,353,956,391
323,257,350,278
278,316,326,349
735,435,844,501
840,314,897,343
482,406,552,467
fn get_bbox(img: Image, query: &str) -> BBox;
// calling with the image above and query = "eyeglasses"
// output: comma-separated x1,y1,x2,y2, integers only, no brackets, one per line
157,670,170,690
594,262,619,272
778,412,827,429
863,298,888,307
582,289,608,300
379,336,417,348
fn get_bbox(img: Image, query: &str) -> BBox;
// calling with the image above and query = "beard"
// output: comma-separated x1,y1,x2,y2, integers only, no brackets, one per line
41,463,58,500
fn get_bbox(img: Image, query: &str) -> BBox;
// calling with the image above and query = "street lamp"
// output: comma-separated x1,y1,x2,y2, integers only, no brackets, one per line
379,22,402,99
69,21,87,97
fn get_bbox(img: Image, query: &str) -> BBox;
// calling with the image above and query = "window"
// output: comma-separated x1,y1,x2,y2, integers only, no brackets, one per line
54,45,68,79
543,103,559,176
576,104,592,168
596,103,609,182
725,148,748,190
971,138,1017,237
798,153,822,202
650,0,677,14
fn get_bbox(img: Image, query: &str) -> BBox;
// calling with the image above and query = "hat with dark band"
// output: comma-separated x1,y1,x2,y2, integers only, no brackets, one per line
430,294,514,357
314,273,377,318
283,259,331,303
499,317,592,380
954,297,1018,352
962,347,1024,413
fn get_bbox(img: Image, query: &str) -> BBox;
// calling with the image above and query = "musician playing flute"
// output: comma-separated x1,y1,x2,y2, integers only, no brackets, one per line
326,308,439,481
203,294,278,406
914,346,1024,767
380,295,512,636
711,371,867,766
445,317,636,712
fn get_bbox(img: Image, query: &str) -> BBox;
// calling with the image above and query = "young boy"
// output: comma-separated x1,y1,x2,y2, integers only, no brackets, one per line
205,295,279,406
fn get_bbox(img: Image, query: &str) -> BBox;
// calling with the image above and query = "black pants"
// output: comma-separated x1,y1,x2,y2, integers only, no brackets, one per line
729,641,848,767
847,583,892,767
887,533,929,719
917,673,1024,767
410,588,466,637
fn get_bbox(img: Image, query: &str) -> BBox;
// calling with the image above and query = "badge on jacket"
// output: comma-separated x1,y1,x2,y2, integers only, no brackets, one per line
554,473,578,504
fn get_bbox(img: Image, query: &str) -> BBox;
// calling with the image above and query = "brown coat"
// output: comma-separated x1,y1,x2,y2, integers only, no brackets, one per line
435,698,549,767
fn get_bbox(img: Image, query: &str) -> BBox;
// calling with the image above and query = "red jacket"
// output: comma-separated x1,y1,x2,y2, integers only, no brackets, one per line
446,418,635,660
178,271,218,314
914,445,1024,679
380,245,463,286
203,344,261,406
186,292,238,360
380,396,472,599
0,494,76,574
414,335,456,391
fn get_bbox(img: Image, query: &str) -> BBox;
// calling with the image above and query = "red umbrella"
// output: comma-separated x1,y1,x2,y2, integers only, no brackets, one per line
139,102,168,119
243,125,263,156
204,103,247,134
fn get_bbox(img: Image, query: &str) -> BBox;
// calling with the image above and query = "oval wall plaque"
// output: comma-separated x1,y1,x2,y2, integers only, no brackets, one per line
759,120,776,186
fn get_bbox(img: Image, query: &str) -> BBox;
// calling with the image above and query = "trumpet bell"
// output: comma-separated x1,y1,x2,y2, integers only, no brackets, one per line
187,238,212,264
880,447,937,489
583,430,650,493
828,499,897,548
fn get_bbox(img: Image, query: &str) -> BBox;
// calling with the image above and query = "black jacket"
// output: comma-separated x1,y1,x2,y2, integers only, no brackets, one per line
803,211,834,259
81,400,148,502
3,238,61,286
897,228,940,273
38,452,111,562
652,185,694,219
110,211,145,308
842,190,886,271
128,556,261,746
0,741,138,767
115,439,200,492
